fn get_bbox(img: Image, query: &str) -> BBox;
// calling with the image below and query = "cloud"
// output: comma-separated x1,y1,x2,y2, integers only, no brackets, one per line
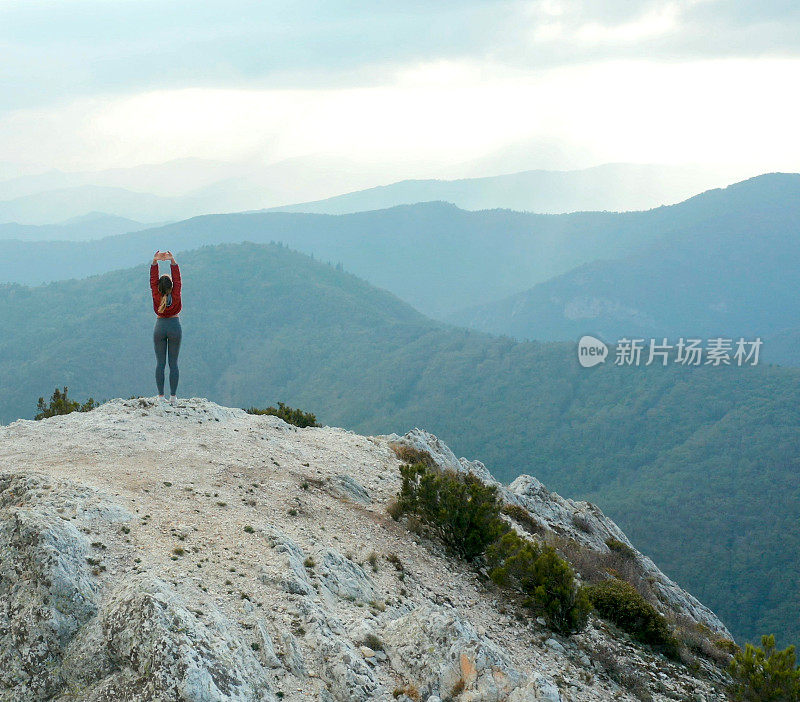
0,1,509,110
1,56,798,174
1,1,798,177
1,0,800,113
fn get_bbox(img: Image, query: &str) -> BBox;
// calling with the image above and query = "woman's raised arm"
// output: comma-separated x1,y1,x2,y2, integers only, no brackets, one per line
166,251,181,293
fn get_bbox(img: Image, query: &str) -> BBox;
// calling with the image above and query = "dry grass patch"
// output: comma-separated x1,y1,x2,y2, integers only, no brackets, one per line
389,442,435,467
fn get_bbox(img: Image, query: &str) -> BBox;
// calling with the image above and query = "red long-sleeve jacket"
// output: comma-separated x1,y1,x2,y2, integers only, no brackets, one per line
150,263,182,317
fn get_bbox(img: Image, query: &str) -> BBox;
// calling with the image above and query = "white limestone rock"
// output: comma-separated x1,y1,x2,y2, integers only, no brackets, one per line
62,576,274,701
382,603,559,701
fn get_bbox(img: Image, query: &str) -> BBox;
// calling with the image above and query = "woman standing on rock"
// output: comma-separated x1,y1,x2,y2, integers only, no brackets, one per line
150,250,182,405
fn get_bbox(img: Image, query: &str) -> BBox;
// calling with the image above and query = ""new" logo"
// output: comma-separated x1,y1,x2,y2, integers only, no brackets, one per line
577,335,608,367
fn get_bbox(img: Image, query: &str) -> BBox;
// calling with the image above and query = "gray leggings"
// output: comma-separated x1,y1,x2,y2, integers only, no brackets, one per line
153,317,182,396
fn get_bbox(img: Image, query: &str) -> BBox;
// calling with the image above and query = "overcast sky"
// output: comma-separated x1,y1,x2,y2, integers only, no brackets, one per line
1,0,799,176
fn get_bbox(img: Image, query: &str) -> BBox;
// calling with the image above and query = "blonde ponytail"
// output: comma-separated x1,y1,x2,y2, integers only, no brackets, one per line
156,274,172,314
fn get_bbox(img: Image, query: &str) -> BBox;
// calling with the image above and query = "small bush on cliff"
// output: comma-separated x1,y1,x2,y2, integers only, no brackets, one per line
585,578,679,658
487,530,590,635
245,402,319,428
397,463,506,560
35,387,97,420
670,615,734,667
501,503,545,534
551,534,642,591
594,643,655,700
395,463,588,634
389,442,435,467
728,634,800,702
605,537,637,559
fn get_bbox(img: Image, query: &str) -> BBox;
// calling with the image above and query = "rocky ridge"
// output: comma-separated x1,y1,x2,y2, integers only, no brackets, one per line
0,398,731,701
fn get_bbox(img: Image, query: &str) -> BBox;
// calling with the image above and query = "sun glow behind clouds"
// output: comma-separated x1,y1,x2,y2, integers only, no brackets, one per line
1,57,799,173
576,4,680,43
530,3,682,43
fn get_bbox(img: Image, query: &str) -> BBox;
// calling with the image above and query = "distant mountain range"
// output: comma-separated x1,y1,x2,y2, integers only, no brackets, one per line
0,158,239,201
0,212,150,241
268,163,744,215
1,241,799,647
0,161,745,224
0,185,183,226
1,174,798,340
0,155,424,224
0,202,664,317
448,173,800,365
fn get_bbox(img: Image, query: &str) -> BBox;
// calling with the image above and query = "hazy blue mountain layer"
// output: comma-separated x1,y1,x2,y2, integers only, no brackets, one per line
0,212,149,241
449,173,800,364
2,174,797,323
0,161,739,224
269,163,741,215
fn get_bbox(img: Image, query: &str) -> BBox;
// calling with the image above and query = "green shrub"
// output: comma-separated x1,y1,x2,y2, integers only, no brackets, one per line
487,530,590,634
395,464,587,634
585,578,679,658
486,530,542,588
728,634,800,701
245,401,319,428
396,463,507,561
35,386,97,420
